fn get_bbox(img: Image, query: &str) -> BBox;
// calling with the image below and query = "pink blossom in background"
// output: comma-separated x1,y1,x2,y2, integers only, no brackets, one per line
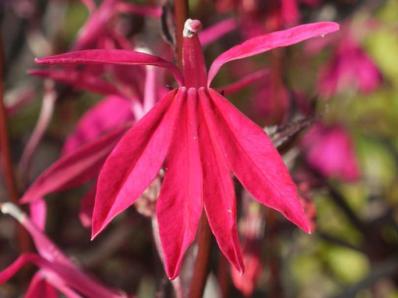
34,19,338,279
74,0,161,50
301,122,361,182
215,0,320,36
251,73,290,124
62,96,133,155
0,203,127,298
318,32,382,97
231,199,264,297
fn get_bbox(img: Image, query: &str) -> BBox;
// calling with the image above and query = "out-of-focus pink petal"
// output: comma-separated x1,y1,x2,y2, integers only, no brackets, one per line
74,0,116,50
29,69,122,96
35,49,183,85
231,253,262,297
301,123,360,182
198,88,244,273
218,69,269,96
208,22,340,85
25,272,58,298
19,83,56,178
29,198,47,231
208,89,312,233
156,88,203,279
80,0,96,13
199,18,237,47
281,0,299,25
116,2,162,17
0,254,50,284
92,90,182,238
62,96,133,155
0,203,126,297
79,186,96,228
21,125,128,204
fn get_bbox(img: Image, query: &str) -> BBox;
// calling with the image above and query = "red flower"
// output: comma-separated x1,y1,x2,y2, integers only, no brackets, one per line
33,19,339,279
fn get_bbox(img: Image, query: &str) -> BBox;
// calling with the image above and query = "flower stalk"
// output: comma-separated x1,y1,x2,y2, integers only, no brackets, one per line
174,0,189,67
0,34,31,253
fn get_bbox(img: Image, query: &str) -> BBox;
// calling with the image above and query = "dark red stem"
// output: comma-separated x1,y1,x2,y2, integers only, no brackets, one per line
0,35,31,253
174,0,188,67
189,214,212,298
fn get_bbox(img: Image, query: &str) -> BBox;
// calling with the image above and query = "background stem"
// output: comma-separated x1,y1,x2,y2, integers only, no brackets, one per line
0,34,31,253
174,0,188,67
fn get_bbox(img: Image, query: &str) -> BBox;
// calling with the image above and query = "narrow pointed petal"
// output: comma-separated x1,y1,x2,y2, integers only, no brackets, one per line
116,2,162,18
156,88,203,279
21,125,128,204
197,88,244,272
208,22,340,85
92,90,182,238
199,18,237,47
29,198,47,231
218,69,269,96
25,272,58,298
35,49,183,85
62,96,133,155
0,203,125,297
29,69,122,96
0,254,48,284
207,89,312,233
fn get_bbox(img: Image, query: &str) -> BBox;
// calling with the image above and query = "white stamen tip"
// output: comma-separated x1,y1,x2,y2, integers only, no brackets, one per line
183,19,202,38
1,202,26,223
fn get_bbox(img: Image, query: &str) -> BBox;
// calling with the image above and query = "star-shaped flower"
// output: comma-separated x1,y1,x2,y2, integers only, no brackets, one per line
33,19,339,278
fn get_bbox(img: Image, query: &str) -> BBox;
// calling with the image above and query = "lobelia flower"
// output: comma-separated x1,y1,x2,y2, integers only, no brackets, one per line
31,19,339,279
301,122,360,182
0,203,128,298
20,19,240,230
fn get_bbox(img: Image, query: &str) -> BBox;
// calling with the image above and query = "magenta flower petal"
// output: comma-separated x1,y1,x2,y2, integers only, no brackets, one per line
199,18,237,46
25,273,58,298
29,198,47,231
116,1,162,18
74,0,117,50
208,89,312,233
0,253,48,284
35,49,184,85
92,90,182,238
156,88,203,279
21,126,128,203
29,68,122,96
218,69,269,96
62,96,133,155
208,22,340,85
0,204,126,297
198,88,244,273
